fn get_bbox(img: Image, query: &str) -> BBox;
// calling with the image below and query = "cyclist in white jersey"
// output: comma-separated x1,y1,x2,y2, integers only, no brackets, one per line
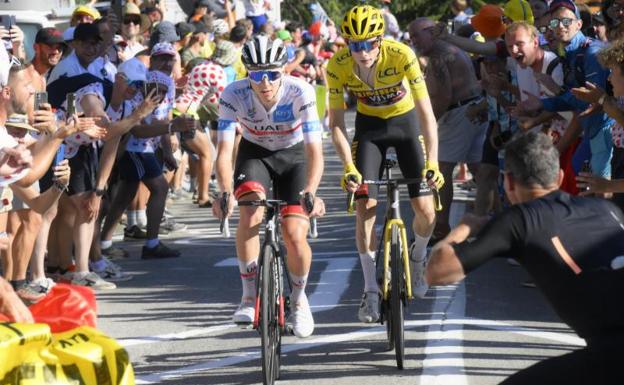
213,35,325,338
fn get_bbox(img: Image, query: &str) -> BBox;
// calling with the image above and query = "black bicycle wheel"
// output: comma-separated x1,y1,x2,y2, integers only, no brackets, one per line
390,226,405,369
260,245,280,384
274,249,283,381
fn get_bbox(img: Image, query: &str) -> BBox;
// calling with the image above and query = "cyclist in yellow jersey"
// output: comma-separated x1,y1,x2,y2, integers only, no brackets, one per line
327,5,444,323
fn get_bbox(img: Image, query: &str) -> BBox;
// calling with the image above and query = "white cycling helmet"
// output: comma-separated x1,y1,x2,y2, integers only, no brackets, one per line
241,34,288,70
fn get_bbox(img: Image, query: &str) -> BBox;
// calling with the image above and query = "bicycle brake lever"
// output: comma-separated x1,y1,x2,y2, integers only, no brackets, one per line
425,171,443,212
303,192,318,239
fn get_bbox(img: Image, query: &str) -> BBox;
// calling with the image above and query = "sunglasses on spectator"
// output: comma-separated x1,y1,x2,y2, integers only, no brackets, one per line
549,17,575,30
347,38,380,53
123,16,141,25
248,70,282,83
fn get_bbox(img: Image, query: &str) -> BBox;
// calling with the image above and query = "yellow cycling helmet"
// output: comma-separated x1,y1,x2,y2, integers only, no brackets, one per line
341,5,385,41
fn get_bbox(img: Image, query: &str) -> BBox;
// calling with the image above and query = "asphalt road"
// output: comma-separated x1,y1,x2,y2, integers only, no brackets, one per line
97,113,582,385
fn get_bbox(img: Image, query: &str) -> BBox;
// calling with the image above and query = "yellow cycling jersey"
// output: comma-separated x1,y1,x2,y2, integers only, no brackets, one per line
326,38,428,119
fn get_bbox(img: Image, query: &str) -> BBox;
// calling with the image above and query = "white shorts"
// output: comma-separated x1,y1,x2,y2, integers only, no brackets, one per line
438,103,487,164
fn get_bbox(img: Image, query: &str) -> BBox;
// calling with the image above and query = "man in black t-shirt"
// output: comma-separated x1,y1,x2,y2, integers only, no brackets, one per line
427,132,624,385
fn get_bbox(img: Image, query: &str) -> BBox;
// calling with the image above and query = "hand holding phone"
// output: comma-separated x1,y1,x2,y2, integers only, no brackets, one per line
34,92,48,112
66,92,76,119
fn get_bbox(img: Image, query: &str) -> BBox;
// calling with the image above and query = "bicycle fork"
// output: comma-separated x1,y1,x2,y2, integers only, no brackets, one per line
382,221,412,301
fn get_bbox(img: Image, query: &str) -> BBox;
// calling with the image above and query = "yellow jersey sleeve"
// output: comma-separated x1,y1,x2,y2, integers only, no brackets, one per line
402,46,428,101
326,48,350,111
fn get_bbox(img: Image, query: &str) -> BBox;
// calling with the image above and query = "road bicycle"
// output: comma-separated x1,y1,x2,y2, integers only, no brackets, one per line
220,193,317,385
347,157,441,369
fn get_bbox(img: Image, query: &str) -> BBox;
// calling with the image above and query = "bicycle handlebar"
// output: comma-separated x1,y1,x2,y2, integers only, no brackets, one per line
345,174,443,212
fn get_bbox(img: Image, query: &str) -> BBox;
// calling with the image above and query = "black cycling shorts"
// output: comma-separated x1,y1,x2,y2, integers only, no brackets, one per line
352,108,431,200
233,139,306,205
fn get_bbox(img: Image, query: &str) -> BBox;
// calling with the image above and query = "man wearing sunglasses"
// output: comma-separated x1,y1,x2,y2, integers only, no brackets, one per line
213,35,325,338
327,5,444,324
518,0,613,179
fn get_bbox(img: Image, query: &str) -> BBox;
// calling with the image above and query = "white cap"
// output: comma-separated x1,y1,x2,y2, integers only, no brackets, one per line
150,42,176,57
63,27,75,42
212,19,229,36
118,58,147,82
0,45,10,87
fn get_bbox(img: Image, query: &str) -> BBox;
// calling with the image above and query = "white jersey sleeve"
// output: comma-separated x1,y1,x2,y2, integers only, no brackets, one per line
293,81,322,144
217,84,239,143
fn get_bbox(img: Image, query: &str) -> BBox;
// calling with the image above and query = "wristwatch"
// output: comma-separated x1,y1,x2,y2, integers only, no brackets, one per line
94,188,107,197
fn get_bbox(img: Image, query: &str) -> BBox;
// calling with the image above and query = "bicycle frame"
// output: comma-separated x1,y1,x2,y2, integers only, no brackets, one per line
237,200,290,330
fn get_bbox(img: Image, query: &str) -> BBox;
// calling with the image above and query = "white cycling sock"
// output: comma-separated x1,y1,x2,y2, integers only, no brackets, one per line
137,210,147,228
411,234,430,263
359,251,378,293
100,239,113,250
289,272,308,305
239,259,258,302
126,211,138,228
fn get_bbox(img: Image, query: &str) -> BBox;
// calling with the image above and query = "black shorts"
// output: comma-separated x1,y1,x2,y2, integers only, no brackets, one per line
67,145,99,196
352,109,431,200
233,139,306,205
118,151,163,182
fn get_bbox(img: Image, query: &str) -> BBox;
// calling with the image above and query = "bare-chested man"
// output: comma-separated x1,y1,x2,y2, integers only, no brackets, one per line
409,17,486,241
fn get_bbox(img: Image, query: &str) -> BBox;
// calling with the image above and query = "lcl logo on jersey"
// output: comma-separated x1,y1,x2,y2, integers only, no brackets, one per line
273,103,295,123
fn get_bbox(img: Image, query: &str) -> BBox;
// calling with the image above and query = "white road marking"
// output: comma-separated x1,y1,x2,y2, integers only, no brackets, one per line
134,316,582,384
119,324,236,347
419,283,468,385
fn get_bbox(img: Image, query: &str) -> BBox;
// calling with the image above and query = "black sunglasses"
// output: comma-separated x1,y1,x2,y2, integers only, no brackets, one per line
123,15,141,25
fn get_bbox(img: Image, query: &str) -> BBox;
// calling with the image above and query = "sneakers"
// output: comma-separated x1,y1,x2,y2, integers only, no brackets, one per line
92,258,133,282
15,282,46,304
141,242,181,259
101,245,129,260
209,179,219,199
287,295,314,338
358,292,380,323
410,243,429,299
233,300,255,324
124,225,147,240
71,272,117,290
160,216,187,233
28,278,56,295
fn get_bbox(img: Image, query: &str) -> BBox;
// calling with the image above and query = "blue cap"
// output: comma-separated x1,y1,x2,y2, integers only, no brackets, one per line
549,0,581,19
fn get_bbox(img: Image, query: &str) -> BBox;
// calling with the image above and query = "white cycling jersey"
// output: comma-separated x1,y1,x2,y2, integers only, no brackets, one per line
217,75,322,151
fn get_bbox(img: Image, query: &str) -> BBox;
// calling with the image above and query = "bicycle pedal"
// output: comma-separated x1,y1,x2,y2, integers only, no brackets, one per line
285,324,295,336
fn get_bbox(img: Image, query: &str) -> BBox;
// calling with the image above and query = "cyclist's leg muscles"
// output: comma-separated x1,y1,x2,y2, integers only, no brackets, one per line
274,158,310,277
393,110,435,282
392,109,436,239
232,152,270,305
353,114,385,254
